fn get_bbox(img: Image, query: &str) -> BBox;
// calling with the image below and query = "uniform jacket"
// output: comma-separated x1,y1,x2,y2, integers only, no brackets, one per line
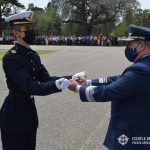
79,55,150,150
0,43,71,132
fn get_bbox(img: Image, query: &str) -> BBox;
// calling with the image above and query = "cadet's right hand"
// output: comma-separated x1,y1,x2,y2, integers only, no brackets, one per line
55,78,70,90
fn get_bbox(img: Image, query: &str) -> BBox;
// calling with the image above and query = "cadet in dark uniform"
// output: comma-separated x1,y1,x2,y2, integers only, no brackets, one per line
0,11,71,150
68,25,150,150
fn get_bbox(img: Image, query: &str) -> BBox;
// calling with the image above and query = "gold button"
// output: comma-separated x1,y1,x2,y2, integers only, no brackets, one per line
33,68,35,71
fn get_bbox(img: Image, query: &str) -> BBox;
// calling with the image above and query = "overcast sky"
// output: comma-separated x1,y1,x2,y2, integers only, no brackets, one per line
19,0,50,9
138,0,150,9
19,0,150,10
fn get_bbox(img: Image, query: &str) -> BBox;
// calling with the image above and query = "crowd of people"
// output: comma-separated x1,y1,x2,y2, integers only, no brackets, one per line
0,35,125,46
45,35,119,46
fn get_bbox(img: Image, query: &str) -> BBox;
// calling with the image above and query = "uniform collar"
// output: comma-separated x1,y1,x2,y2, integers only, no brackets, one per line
14,42,35,54
135,54,150,63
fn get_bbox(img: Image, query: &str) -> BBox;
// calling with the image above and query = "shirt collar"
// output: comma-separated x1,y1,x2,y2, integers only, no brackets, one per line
135,54,150,63
141,54,150,58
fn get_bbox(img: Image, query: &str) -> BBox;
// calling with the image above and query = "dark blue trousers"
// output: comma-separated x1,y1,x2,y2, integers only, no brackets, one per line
1,130,37,150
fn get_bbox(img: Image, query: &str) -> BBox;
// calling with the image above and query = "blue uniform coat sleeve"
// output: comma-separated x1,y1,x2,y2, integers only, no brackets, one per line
39,64,55,82
79,67,146,102
107,75,121,83
3,55,61,96
91,75,120,86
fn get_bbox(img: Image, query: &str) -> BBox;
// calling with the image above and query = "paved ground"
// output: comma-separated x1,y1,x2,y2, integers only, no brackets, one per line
0,45,131,150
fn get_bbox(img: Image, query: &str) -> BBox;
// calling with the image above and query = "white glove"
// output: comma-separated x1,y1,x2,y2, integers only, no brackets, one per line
72,71,86,80
55,78,70,90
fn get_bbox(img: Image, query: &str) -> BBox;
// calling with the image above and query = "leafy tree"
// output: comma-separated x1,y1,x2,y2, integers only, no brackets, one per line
33,3,61,35
53,0,139,35
61,22,82,35
0,0,25,36
142,9,150,27
111,22,128,36
112,8,150,37
27,3,44,13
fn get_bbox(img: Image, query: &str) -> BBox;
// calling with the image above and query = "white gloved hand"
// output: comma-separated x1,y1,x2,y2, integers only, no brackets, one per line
55,78,70,90
72,71,86,80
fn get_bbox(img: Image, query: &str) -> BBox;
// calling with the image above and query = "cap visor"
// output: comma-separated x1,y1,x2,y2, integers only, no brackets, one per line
118,37,134,41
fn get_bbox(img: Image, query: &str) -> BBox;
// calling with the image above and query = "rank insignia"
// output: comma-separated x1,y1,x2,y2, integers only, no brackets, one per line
11,50,16,54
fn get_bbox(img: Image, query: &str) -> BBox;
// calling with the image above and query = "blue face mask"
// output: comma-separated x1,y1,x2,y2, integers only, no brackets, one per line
124,47,138,62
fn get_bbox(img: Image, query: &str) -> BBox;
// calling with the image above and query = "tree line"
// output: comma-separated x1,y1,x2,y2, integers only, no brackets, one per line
0,0,150,37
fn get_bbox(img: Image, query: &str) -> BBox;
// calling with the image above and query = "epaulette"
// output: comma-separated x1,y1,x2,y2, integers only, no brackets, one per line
11,49,17,54
10,47,17,54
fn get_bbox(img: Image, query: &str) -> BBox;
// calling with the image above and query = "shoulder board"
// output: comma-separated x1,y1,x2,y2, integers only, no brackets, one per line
11,49,17,54
9,46,17,54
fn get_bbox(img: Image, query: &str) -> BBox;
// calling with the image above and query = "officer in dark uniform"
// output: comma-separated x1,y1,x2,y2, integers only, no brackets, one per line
0,11,72,150
68,25,150,150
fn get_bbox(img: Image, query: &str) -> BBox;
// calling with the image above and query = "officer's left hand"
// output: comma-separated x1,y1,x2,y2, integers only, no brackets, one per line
68,80,79,92
55,78,70,90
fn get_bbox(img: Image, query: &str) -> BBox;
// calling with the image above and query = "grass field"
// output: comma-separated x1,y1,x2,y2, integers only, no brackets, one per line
0,50,57,60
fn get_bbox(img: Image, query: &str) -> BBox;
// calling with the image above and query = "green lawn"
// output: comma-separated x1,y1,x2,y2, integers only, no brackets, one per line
0,50,6,60
0,50,57,60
